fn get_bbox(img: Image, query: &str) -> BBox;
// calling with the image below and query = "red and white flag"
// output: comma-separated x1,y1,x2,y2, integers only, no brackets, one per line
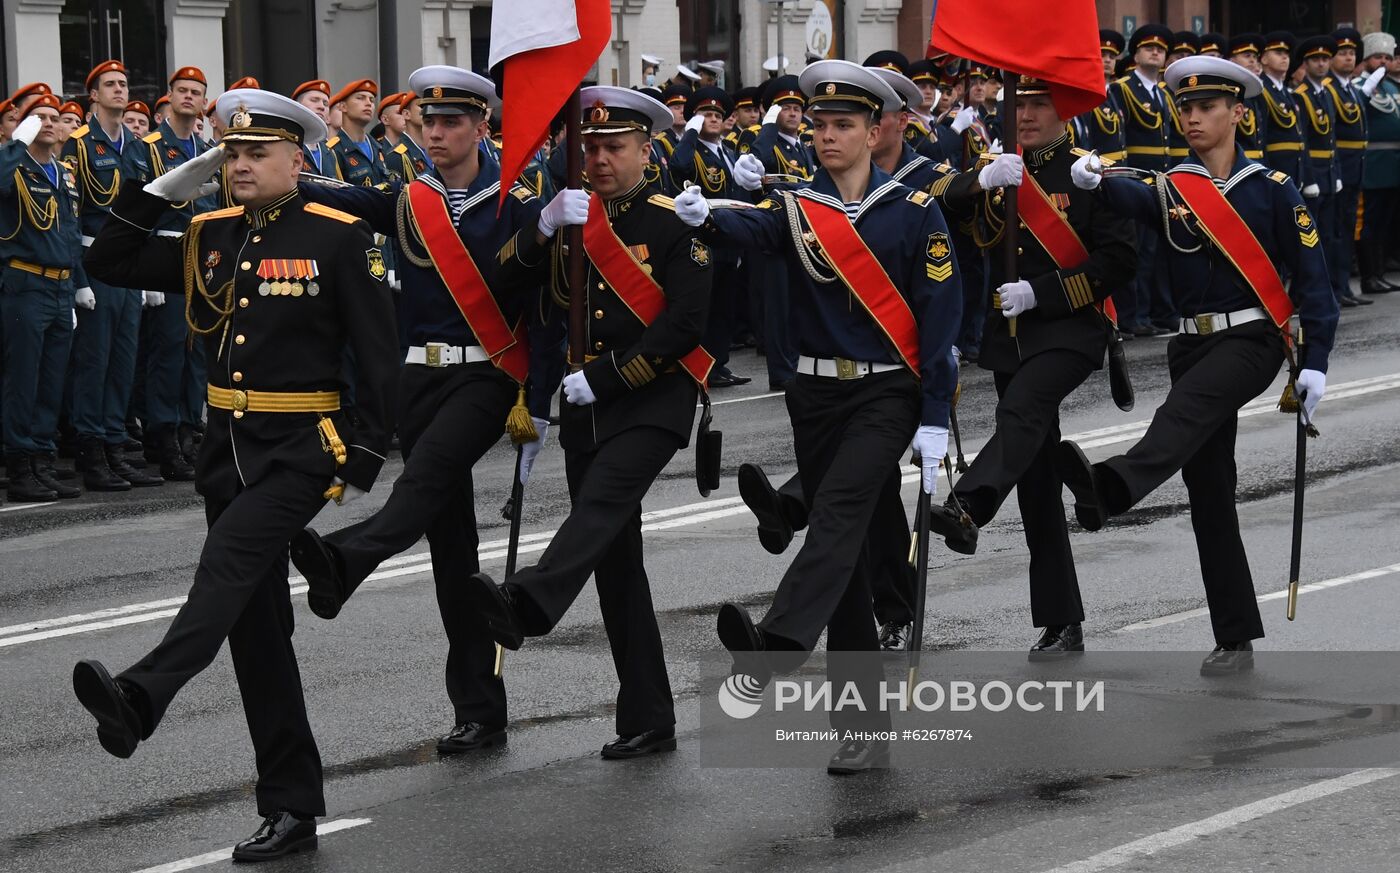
490,0,610,209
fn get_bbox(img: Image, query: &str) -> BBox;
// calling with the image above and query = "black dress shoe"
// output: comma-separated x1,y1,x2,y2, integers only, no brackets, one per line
737,463,794,555
878,622,910,651
73,659,142,758
1200,641,1254,676
717,602,763,653
463,573,525,650
231,811,318,862
1361,277,1396,295
1339,295,1360,308
601,726,677,759
709,370,752,388
926,498,978,554
1055,441,1105,532
289,529,345,620
1348,294,1375,306
1128,323,1158,337
437,722,507,754
1028,623,1085,661
827,738,890,775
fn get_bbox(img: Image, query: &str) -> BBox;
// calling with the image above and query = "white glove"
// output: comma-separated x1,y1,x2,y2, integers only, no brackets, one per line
143,290,166,307
1301,183,1321,197
1361,65,1387,97
143,145,225,202
538,188,590,238
674,184,710,227
562,370,596,406
998,279,1037,317
1295,369,1326,421
75,287,96,310
685,114,705,134
72,309,78,329
518,417,550,485
913,425,949,496
763,104,782,125
987,139,1003,155
12,115,42,146
1334,178,1343,193
1070,152,1103,190
330,476,366,506
977,153,1024,190
733,153,764,191
950,109,975,134
387,268,401,291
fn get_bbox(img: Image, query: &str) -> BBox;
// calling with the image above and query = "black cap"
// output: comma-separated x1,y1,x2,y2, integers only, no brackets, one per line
862,50,911,76
908,60,939,85
1198,33,1227,55
733,86,760,110
1129,24,1173,55
1333,27,1363,52
1263,31,1296,54
687,85,734,119
1296,34,1338,61
1016,75,1052,97
1100,29,1126,56
761,75,804,109
1228,32,1264,56
660,82,692,107
1115,56,1137,77
1170,31,1200,55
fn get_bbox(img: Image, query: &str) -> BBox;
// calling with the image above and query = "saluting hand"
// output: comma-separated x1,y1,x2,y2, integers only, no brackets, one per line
1069,152,1103,190
12,115,42,147
1361,65,1388,98
144,145,224,202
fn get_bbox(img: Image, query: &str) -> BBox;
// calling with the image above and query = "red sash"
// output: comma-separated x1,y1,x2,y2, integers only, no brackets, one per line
795,197,921,374
580,192,714,386
1168,172,1295,327
1018,166,1119,324
407,181,529,383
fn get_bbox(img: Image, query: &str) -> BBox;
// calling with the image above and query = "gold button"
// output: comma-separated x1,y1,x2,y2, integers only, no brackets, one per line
232,371,243,382
239,297,249,308
235,334,246,345
1017,247,1024,255
594,341,604,351
240,261,252,270
233,409,244,419
252,235,262,243
596,282,605,290
594,309,604,319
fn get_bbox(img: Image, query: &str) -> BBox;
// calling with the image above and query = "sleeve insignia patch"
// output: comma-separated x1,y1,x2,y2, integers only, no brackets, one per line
927,232,951,262
1294,204,1314,230
366,248,387,280
690,240,712,266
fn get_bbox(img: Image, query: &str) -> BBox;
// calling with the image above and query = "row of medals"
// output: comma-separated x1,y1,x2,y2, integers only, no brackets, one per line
258,279,320,297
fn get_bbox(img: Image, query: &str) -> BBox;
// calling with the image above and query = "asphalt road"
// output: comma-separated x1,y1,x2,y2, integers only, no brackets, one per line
3,288,1399,873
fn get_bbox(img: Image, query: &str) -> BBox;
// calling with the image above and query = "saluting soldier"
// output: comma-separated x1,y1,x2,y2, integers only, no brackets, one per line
1,98,87,502
675,61,962,773
139,65,218,482
291,80,340,179
931,77,1137,657
1062,57,1339,675
289,66,547,755
1069,30,1127,163
64,59,163,492
72,89,399,861
1328,28,1375,306
464,87,712,760
1229,33,1269,161
1357,31,1400,297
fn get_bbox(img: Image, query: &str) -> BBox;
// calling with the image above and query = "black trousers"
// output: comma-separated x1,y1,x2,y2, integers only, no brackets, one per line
1097,322,1284,644
503,425,681,736
325,363,516,727
954,351,1096,627
121,466,329,817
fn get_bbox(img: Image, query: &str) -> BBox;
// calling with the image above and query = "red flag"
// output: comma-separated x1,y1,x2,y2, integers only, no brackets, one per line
489,0,610,209
928,0,1104,118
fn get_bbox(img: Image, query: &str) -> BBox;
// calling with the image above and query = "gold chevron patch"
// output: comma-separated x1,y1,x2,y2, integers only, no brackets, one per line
927,263,953,282
1299,229,1319,248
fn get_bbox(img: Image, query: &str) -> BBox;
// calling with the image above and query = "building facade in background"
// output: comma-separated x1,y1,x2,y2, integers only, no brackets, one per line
0,0,1393,103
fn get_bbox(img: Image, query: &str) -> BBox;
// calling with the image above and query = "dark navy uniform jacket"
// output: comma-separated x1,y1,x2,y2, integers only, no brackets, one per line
0,141,88,282
1096,148,1339,372
1237,94,1268,161
143,119,220,234
1328,76,1368,187
1295,77,1338,192
86,184,400,497
1069,96,1127,162
751,123,815,181
935,134,1137,374
298,157,541,353
1261,75,1309,188
328,131,393,187
702,164,962,427
62,119,152,240
1112,73,1172,172
887,143,955,192
302,140,340,180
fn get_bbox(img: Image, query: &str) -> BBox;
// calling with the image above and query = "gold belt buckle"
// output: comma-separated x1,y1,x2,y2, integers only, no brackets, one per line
425,342,444,367
231,389,249,411
834,357,860,380
1194,315,1215,336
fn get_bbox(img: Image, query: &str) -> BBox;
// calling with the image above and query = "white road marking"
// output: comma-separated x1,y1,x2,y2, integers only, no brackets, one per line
0,500,56,512
4,372,1398,651
129,817,372,873
1036,769,1400,873
1117,563,1400,632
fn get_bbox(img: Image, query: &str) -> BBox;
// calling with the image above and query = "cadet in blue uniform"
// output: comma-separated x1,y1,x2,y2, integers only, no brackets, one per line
1260,32,1310,190
1229,33,1269,161
675,61,962,773
1062,57,1339,675
1070,30,1127,163
291,80,340,180
1,97,86,502
464,87,712,761
670,85,752,387
289,67,546,756
73,89,399,861
934,78,1137,657
140,65,218,482
63,59,163,492
327,79,393,187
1294,36,1348,308
1328,28,1373,307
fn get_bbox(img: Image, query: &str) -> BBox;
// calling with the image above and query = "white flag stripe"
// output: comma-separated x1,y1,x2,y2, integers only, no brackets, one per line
488,0,581,69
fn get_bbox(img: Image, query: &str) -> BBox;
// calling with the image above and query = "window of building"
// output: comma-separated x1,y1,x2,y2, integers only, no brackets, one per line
59,0,166,100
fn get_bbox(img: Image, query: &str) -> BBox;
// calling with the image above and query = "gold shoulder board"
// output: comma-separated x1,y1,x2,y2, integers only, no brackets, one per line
304,202,359,224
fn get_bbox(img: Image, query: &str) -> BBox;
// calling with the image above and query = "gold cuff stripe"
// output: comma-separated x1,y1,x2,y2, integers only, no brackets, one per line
498,234,518,265
1063,272,1094,309
620,355,656,388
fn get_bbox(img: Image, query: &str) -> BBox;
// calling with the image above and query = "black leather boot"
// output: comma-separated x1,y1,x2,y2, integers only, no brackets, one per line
80,437,130,492
31,454,80,499
154,427,196,481
106,443,164,487
6,452,57,502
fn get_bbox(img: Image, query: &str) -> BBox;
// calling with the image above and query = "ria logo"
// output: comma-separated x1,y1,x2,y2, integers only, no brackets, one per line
717,673,764,719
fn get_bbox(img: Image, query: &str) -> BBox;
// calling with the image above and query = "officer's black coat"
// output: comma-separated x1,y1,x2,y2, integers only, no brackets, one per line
84,184,400,498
